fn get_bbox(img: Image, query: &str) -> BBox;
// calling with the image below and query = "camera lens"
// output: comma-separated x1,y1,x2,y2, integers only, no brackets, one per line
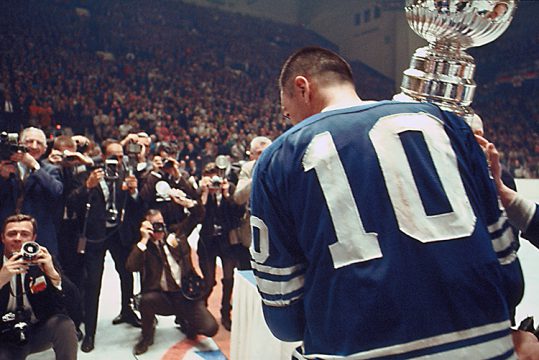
21,241,40,261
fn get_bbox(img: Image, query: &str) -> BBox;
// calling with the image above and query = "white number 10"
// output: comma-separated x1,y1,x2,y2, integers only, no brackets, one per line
303,112,476,269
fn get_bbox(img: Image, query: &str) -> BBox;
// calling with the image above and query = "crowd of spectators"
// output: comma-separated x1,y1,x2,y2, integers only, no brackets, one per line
0,0,536,179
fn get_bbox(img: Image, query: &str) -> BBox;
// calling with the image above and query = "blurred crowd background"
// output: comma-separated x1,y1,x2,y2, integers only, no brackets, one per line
0,0,536,177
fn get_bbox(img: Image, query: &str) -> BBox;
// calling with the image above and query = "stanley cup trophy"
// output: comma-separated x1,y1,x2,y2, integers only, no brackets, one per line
399,0,518,123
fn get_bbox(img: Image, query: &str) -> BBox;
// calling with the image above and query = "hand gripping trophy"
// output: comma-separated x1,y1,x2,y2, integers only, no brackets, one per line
398,0,518,123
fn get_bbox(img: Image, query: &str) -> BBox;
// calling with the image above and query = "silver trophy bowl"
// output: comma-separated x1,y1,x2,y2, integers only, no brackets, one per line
399,0,517,122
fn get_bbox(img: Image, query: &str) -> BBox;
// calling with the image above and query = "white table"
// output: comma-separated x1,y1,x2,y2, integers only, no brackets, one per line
230,270,301,360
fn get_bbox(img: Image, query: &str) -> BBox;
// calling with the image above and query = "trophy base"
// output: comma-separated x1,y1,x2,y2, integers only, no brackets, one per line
401,45,476,118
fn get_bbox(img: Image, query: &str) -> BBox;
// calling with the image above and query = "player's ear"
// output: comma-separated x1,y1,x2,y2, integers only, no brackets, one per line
293,76,310,102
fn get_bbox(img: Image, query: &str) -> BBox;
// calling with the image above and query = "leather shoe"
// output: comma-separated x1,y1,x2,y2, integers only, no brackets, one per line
81,335,95,353
112,311,142,328
133,336,154,355
76,327,84,342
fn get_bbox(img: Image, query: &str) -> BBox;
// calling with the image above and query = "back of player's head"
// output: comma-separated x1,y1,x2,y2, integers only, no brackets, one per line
279,47,354,95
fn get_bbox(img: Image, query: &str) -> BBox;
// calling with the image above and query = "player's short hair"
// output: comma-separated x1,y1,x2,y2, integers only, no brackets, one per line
279,46,354,95
2,214,37,236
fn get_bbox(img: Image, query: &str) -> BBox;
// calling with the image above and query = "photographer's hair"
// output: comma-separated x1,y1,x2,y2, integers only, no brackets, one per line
102,138,121,153
53,135,76,151
2,214,37,236
144,208,162,221
279,46,354,96
202,162,218,176
250,136,272,151
20,127,46,146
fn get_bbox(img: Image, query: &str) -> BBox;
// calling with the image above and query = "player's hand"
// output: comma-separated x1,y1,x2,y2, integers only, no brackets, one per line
475,135,502,185
86,168,104,189
512,329,539,360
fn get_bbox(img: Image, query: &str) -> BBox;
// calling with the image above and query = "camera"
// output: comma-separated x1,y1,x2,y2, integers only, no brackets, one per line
0,132,26,161
76,141,89,154
62,150,79,162
21,241,40,262
126,142,143,156
151,222,166,233
0,310,31,345
104,157,120,181
210,175,223,189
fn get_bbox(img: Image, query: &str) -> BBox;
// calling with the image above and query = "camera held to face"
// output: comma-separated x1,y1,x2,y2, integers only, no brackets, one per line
21,241,40,262
126,142,143,156
0,132,27,161
151,222,166,234
210,175,223,189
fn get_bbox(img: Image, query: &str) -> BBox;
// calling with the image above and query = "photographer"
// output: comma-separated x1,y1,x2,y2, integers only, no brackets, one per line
140,154,199,231
232,136,272,269
126,205,218,355
197,162,245,331
0,128,63,258
0,214,77,360
70,139,142,352
46,135,93,279
121,132,153,185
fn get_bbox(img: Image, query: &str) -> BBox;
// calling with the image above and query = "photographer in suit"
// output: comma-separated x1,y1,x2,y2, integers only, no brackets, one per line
0,127,63,258
0,214,77,360
198,162,245,331
70,139,142,352
126,204,218,355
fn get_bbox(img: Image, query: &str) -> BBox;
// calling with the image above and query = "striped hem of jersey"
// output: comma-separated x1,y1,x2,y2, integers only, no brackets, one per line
255,273,304,296
301,320,512,360
250,261,306,276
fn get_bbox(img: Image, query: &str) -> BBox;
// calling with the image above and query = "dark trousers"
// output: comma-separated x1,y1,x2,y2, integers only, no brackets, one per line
139,291,218,340
0,314,77,360
57,219,84,290
197,235,237,313
83,227,134,336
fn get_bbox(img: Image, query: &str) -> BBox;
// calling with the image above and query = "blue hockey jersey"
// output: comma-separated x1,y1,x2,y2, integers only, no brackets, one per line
250,101,521,359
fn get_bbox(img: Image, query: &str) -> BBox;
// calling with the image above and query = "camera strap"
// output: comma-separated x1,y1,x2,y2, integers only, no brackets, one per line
14,177,25,214
14,274,25,311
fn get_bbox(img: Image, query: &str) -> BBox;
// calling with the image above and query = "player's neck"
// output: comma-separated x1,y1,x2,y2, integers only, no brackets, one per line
320,87,369,113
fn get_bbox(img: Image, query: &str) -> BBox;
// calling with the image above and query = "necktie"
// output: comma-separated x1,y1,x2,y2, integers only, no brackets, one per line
157,241,179,292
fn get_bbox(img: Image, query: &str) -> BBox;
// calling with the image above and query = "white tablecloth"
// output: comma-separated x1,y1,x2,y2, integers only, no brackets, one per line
230,270,301,360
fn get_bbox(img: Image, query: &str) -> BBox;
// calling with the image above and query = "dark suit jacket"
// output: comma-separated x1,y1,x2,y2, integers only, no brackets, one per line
0,162,63,256
70,171,141,247
0,259,66,325
126,204,204,293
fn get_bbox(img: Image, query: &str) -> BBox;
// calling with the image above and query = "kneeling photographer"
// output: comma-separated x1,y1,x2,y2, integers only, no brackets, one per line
126,204,218,355
0,214,77,360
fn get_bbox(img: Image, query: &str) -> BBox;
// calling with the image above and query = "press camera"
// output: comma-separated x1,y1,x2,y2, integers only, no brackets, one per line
21,241,40,262
0,132,26,161
0,309,31,345
151,222,166,234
